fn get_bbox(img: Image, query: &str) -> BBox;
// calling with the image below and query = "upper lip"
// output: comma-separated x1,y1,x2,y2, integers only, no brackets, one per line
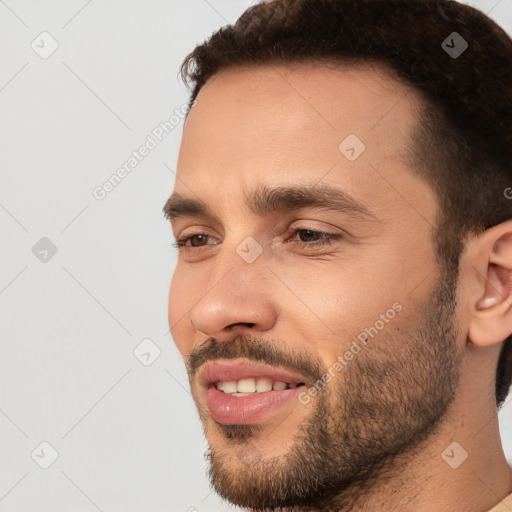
198,359,308,388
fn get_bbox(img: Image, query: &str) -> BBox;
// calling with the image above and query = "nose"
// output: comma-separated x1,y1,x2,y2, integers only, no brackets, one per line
188,250,278,340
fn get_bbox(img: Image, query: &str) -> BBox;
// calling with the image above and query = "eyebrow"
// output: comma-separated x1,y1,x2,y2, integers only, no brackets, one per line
163,183,377,223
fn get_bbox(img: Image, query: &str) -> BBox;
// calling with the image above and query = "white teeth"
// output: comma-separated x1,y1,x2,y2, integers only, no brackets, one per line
216,378,298,394
256,377,273,392
237,378,256,393
222,381,237,393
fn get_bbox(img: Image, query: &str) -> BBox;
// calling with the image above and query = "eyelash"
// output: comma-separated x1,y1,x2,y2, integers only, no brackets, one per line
172,227,343,252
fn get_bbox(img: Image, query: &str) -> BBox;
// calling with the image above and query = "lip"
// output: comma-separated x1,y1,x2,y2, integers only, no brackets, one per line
207,385,305,424
198,359,309,425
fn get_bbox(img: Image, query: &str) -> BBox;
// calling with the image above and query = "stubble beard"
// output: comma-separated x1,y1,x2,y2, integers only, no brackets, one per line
190,269,461,511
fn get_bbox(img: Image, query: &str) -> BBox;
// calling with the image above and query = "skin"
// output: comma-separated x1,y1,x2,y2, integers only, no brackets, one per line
166,62,512,511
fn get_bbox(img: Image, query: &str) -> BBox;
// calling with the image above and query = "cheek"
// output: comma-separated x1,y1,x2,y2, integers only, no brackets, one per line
168,267,195,357
278,255,416,356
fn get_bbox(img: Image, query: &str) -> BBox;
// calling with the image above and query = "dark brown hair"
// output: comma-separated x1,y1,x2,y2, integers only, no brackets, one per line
179,0,512,408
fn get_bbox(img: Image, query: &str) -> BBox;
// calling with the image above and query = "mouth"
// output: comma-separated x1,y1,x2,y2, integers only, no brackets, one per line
198,359,308,425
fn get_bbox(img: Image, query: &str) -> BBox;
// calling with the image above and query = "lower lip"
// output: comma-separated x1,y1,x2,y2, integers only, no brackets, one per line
206,386,305,424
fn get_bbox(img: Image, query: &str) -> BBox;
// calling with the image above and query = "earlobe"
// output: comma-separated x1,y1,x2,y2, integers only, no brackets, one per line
468,225,512,347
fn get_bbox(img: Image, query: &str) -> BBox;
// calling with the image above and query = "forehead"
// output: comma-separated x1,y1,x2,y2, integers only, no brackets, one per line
173,61,434,223
182,60,421,149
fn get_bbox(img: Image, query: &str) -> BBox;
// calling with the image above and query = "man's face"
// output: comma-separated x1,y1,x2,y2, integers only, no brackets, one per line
166,63,463,509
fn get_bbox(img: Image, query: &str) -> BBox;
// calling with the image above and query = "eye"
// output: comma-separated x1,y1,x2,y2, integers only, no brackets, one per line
172,227,342,252
285,227,343,249
172,233,218,250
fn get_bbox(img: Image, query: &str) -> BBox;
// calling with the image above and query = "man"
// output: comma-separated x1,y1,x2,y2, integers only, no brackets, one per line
164,0,512,510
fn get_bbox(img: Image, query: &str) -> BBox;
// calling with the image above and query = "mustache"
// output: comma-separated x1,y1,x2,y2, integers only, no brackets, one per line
186,334,324,383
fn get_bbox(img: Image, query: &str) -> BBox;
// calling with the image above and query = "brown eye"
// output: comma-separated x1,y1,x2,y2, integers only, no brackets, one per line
173,233,217,249
286,228,343,249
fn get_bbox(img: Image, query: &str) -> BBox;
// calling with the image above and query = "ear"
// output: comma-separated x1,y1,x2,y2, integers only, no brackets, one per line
468,220,512,347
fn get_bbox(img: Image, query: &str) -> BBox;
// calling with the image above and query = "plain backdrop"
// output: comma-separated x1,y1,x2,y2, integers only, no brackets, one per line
0,1,511,511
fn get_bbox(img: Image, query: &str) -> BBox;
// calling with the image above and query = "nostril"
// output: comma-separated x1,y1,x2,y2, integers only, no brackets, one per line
227,322,255,329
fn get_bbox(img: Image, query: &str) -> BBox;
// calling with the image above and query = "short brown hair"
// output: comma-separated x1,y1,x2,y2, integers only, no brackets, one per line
179,0,512,407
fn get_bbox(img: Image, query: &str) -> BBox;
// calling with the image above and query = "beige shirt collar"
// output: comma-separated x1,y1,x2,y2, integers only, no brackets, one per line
487,491,512,512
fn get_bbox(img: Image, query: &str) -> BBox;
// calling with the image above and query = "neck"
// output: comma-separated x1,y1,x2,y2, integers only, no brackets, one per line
359,417,511,512
341,386,510,509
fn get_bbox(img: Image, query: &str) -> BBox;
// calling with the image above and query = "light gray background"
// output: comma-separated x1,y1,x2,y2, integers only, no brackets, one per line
0,1,511,511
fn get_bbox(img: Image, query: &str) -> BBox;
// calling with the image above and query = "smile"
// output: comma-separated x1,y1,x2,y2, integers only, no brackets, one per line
198,360,308,424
